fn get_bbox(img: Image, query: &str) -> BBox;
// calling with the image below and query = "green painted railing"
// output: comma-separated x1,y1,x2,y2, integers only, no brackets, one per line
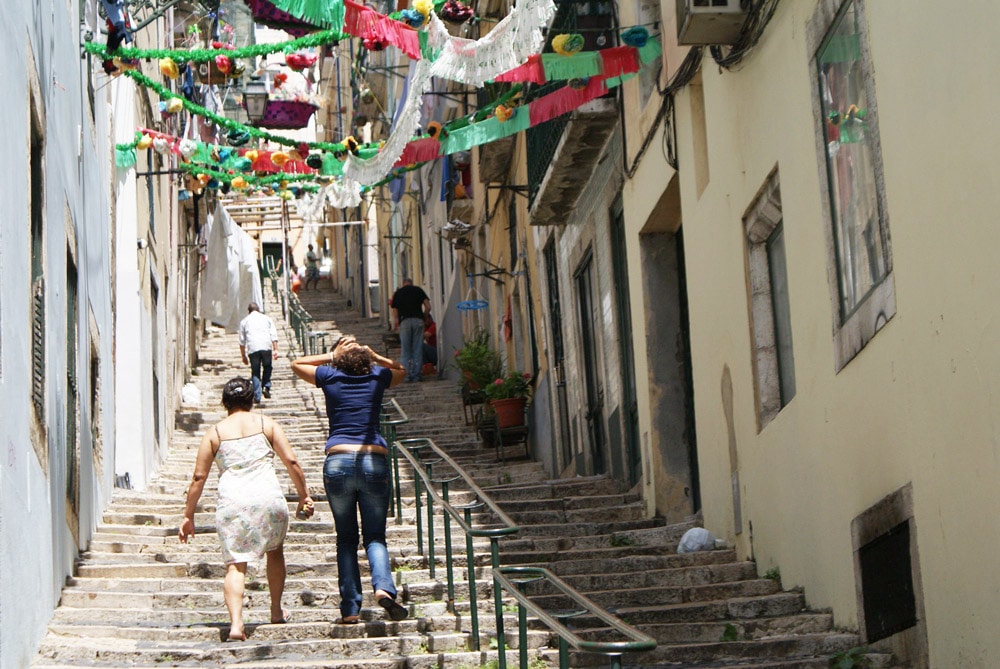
495,565,657,669
379,399,410,521
394,437,520,665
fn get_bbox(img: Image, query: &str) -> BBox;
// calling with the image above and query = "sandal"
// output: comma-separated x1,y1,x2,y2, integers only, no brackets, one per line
336,615,360,625
377,596,408,622
270,608,291,624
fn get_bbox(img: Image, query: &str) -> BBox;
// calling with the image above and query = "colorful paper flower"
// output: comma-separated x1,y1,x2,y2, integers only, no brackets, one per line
178,139,198,160
165,97,184,114
152,137,171,154
286,52,318,71
620,26,649,48
158,58,179,79
271,151,290,167
136,134,153,151
215,55,232,74
552,33,585,56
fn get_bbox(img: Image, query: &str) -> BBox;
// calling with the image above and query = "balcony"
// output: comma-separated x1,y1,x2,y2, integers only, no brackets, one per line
526,94,617,225
525,0,618,225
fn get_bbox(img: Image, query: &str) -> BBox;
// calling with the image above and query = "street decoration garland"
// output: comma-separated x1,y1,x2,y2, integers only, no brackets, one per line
113,37,661,191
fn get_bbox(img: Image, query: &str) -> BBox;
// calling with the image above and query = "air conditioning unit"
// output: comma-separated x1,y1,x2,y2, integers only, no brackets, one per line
676,0,748,45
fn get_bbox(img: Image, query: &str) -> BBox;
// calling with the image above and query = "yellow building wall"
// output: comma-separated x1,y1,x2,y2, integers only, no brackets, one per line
668,1,1000,663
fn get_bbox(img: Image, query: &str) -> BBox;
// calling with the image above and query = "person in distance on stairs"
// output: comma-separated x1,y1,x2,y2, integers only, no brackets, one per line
179,378,315,641
238,303,279,401
292,336,410,624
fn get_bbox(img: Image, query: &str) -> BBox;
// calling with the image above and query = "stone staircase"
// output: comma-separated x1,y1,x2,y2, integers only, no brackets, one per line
32,289,893,668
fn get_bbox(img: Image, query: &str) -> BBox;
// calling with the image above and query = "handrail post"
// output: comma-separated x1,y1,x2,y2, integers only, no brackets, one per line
392,438,404,523
414,473,424,556
515,579,530,669
441,480,455,612
464,506,481,651
425,461,436,580
491,538,507,669
608,655,623,669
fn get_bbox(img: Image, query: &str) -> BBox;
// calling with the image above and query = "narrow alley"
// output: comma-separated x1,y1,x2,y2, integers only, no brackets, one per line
33,290,886,668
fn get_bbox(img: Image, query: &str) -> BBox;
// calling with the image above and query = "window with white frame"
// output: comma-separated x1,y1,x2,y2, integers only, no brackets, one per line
745,169,795,429
811,0,894,370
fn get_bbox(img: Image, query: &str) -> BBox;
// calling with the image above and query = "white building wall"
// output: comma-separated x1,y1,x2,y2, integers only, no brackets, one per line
0,1,118,665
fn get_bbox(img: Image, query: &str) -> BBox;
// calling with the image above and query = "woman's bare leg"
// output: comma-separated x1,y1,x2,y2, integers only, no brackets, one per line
266,546,287,623
224,563,248,638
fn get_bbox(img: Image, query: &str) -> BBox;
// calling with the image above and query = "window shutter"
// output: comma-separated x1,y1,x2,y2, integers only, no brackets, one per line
31,277,45,415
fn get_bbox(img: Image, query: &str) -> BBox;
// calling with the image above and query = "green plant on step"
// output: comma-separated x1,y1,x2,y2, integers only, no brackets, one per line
414,642,430,654
502,472,512,484
764,566,780,580
502,603,519,613
720,623,739,642
609,534,637,547
527,657,549,669
830,646,871,669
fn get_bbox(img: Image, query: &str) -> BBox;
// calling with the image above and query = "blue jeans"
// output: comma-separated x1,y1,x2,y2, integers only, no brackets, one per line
323,452,397,618
398,318,424,381
248,350,272,401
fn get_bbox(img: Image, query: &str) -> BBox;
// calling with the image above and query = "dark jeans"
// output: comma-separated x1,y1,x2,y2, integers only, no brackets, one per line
323,452,396,618
399,317,424,381
248,350,272,401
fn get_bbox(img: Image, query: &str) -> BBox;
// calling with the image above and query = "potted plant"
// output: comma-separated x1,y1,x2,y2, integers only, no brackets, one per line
454,328,503,394
484,371,533,428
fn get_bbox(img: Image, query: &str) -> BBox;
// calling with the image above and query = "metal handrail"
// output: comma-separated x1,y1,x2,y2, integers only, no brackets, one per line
394,437,520,665
495,565,657,669
380,399,410,521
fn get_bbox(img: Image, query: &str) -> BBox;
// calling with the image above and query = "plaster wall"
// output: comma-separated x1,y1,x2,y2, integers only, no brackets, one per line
670,1,1000,663
0,2,118,664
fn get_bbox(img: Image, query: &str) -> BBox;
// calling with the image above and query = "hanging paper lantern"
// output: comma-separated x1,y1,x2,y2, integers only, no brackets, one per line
159,58,180,79
494,105,514,122
271,151,290,167
232,176,248,190
620,26,649,48
426,121,442,139
152,137,171,154
215,55,232,74
552,33,585,56
306,153,323,169
165,97,184,114
439,0,474,23
178,138,198,160
136,134,153,151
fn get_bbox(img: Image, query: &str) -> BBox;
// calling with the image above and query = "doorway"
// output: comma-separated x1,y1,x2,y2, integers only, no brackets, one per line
575,251,606,475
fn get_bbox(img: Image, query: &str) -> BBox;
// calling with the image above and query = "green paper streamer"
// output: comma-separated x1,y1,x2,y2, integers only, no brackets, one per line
123,70,348,153
269,0,346,32
638,38,662,65
541,52,600,81
419,32,441,62
83,29,343,62
606,72,636,88
321,153,345,176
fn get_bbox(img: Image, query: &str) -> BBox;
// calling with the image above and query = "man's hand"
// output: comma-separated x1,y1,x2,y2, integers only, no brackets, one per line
242,355,249,365
272,349,279,360
178,517,195,543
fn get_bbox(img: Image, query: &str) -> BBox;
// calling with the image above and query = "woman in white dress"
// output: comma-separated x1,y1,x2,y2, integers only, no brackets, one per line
179,378,314,641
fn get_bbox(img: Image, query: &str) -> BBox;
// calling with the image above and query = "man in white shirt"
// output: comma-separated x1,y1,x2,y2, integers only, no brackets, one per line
238,302,279,402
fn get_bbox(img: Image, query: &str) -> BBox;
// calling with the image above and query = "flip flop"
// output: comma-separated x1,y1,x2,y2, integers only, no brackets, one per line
377,596,408,621
270,608,291,624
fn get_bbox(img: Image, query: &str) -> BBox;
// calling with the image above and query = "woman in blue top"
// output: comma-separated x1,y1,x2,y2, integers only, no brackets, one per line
291,336,409,625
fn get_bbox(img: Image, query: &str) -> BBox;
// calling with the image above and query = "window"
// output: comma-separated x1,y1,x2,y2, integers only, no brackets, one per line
66,247,81,541
744,168,795,428
30,97,46,423
811,0,894,370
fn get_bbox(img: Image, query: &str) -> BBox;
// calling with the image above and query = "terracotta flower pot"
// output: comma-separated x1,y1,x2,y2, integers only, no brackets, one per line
490,397,526,429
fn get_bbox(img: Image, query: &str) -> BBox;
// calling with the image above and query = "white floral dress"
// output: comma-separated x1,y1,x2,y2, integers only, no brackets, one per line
214,430,289,564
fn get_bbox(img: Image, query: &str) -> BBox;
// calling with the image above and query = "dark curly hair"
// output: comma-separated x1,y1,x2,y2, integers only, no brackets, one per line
333,346,374,376
221,377,255,411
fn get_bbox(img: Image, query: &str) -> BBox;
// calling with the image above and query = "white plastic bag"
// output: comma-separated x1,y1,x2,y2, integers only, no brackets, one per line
677,527,717,553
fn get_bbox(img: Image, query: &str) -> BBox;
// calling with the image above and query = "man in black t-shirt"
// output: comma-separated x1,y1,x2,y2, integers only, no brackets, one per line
390,278,431,382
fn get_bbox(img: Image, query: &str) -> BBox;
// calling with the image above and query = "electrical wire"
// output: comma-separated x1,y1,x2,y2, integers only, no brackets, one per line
710,0,781,70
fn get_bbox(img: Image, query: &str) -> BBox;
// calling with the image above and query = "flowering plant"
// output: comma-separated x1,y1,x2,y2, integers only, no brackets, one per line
454,328,502,390
484,371,533,401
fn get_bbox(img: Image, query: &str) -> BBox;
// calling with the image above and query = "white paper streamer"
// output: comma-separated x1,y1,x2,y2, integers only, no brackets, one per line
295,178,364,220
342,0,556,185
